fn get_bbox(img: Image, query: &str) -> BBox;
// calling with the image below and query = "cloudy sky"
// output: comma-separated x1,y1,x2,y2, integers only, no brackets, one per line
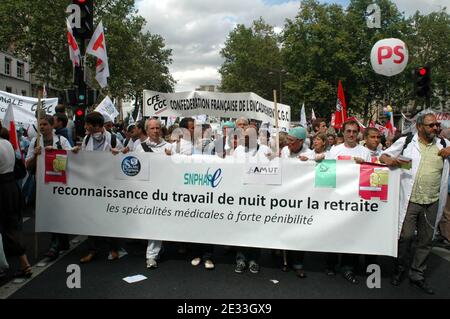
136,0,449,92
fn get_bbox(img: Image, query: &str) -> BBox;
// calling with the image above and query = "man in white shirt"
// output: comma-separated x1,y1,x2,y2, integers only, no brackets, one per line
363,127,382,162
73,112,123,153
327,121,371,163
327,120,371,285
72,112,126,263
136,118,171,269
131,121,147,151
281,127,310,159
171,117,195,155
25,115,73,261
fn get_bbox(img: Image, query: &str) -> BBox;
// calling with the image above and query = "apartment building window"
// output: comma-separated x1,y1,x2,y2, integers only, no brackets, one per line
17,62,24,79
5,57,11,75
6,86,12,93
22,90,27,96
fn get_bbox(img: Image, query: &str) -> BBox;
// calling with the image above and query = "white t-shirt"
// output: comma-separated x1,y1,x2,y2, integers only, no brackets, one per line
133,138,148,152
327,143,372,162
135,138,171,154
0,138,15,174
171,138,194,155
281,144,310,158
26,134,72,161
233,144,272,162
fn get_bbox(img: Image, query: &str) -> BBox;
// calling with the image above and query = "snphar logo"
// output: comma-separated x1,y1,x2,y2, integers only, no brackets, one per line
121,156,141,177
184,168,223,188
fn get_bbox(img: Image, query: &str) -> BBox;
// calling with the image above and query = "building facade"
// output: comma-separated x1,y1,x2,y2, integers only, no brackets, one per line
0,51,31,96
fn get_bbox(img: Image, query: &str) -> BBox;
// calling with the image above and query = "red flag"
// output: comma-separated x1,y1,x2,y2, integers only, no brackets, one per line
3,104,21,157
66,19,81,67
385,112,395,135
334,80,347,130
86,21,110,88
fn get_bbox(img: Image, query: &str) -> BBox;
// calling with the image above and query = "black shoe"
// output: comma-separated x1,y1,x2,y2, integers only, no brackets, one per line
44,249,59,261
234,262,246,273
325,268,336,276
409,279,434,295
390,269,405,286
296,269,307,279
343,271,359,284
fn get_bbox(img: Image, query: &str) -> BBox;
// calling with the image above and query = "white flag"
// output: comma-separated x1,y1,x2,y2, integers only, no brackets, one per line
311,108,316,120
86,21,110,88
66,19,81,67
300,103,307,128
136,107,142,122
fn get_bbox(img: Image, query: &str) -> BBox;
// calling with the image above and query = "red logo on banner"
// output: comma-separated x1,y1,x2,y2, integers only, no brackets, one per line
45,150,68,184
359,164,389,201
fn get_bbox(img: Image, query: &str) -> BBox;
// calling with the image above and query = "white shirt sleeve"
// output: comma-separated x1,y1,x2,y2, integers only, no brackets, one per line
381,137,406,158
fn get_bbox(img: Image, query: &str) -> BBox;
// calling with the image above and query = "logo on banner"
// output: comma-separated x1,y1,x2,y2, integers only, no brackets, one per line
247,166,279,175
121,156,141,177
184,168,222,188
359,165,389,201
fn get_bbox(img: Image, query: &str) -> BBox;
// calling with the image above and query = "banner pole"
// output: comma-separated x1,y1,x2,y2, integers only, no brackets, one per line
274,89,288,270
273,90,280,156
34,90,43,260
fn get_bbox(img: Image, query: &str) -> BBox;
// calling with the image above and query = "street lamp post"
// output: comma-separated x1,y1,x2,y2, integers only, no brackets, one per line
269,69,288,104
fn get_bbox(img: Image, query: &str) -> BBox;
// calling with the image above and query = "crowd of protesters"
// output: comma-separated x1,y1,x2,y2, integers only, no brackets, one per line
1,106,450,296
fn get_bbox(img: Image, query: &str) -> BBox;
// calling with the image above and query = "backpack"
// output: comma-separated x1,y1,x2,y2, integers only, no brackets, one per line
140,142,154,153
401,133,447,155
85,132,117,149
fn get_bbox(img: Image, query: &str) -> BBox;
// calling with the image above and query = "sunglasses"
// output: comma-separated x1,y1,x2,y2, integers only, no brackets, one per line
423,123,440,128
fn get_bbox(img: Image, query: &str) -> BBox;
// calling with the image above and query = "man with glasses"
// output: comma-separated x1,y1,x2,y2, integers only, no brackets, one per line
326,120,371,284
380,110,449,294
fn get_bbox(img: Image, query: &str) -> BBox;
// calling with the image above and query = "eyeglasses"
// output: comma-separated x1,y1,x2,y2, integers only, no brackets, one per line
423,123,440,128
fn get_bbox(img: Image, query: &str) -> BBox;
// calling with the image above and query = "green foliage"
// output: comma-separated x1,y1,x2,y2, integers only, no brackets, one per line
219,18,282,101
219,0,449,123
0,0,174,103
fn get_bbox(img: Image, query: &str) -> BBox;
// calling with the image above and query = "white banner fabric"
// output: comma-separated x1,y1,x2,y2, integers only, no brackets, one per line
0,90,57,125
36,153,400,257
143,90,291,131
95,96,119,120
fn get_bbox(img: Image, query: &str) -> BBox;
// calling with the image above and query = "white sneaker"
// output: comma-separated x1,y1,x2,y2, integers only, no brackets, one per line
146,258,157,269
191,257,201,266
204,259,215,270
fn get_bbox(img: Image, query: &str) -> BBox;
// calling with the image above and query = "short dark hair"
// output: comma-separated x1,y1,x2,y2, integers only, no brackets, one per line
135,120,145,132
179,117,194,129
312,118,327,131
55,105,66,114
85,111,104,128
41,114,54,126
54,113,68,128
363,127,380,139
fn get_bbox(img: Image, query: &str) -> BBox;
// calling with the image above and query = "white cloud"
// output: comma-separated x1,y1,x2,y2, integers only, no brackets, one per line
137,0,299,92
137,0,449,92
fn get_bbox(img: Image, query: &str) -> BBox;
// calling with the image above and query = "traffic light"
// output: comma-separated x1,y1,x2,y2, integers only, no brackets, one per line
72,0,94,39
414,66,431,98
74,107,86,138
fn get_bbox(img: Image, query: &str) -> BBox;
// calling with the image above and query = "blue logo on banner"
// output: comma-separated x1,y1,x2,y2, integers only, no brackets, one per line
121,156,141,177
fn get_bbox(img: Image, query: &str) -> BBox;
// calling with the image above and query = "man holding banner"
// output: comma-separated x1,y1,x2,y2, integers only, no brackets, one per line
380,110,449,295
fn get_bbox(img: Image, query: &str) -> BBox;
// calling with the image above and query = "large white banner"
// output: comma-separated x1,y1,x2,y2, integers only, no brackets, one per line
36,153,400,256
143,90,291,131
0,90,58,125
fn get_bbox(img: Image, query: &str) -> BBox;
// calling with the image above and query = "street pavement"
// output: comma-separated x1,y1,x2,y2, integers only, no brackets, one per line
1,210,449,299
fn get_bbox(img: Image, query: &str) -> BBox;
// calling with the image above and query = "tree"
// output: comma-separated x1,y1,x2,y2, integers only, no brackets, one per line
0,0,174,105
406,10,450,111
219,18,282,101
